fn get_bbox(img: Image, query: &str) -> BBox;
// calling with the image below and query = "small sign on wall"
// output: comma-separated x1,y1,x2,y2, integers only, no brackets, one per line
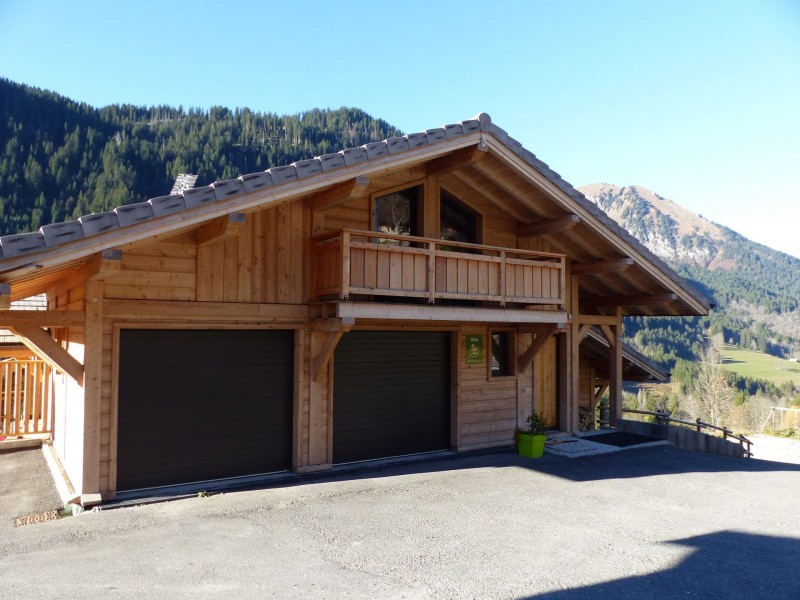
465,334,484,364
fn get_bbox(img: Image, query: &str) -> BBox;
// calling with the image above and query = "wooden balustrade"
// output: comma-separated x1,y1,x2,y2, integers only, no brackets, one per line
313,229,566,307
0,360,54,436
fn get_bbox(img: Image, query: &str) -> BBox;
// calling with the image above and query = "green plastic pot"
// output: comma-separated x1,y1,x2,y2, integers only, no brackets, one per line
517,432,547,458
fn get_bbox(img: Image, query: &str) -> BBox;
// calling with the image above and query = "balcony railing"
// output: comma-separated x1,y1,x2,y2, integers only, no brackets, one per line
313,229,566,307
1,360,54,436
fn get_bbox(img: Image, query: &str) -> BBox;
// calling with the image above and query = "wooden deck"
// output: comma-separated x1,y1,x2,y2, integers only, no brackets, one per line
313,229,566,307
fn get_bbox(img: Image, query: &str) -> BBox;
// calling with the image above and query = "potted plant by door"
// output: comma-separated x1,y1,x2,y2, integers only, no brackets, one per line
517,412,547,458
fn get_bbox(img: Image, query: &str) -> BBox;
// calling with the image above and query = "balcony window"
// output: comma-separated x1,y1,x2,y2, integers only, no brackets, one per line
374,185,422,244
440,189,480,245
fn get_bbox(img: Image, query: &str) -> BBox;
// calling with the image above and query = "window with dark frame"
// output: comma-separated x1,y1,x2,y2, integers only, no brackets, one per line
490,331,514,377
374,185,422,242
440,189,479,245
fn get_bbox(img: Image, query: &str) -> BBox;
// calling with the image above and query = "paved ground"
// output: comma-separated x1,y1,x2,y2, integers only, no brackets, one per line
748,434,800,464
0,447,61,532
1,445,799,599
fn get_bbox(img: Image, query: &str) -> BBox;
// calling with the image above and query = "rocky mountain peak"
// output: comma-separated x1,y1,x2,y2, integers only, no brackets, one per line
579,183,727,267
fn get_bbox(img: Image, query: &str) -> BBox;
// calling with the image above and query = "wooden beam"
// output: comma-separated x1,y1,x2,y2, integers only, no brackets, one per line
0,310,85,328
82,279,103,495
311,330,346,382
85,249,122,281
517,215,581,237
105,299,308,321
0,283,10,310
593,384,609,412
574,314,620,326
426,144,487,177
571,257,634,276
449,170,533,223
334,302,569,324
580,293,679,308
599,324,616,347
609,312,623,426
577,324,593,344
197,213,246,246
309,176,370,212
311,317,355,333
9,325,84,384
517,324,558,372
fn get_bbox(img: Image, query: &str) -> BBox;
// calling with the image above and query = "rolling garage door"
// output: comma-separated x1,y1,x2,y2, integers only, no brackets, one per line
117,329,293,491
333,330,451,463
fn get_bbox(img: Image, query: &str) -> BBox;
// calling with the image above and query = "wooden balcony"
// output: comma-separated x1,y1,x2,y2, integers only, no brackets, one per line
313,229,566,308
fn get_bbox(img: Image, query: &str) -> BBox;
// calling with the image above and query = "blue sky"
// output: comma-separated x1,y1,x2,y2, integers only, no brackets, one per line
1,0,799,258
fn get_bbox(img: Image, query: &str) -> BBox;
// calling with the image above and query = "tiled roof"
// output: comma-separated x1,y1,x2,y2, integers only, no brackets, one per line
0,116,486,260
0,112,710,311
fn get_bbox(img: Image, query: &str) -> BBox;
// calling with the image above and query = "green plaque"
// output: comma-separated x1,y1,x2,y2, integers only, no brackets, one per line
465,334,484,364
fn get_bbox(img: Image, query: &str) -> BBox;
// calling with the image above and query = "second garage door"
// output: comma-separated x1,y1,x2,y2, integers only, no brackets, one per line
333,330,451,463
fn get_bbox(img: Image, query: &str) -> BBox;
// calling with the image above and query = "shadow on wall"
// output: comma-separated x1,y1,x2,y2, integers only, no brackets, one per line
520,530,800,600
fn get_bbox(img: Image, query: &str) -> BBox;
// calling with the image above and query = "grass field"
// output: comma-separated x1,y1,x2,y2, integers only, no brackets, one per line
722,345,800,388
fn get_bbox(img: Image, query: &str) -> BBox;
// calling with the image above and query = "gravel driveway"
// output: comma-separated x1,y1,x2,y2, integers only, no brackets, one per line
1,445,799,599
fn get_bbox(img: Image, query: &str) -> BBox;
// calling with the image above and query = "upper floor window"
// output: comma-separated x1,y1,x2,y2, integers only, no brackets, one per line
374,185,422,241
440,189,480,245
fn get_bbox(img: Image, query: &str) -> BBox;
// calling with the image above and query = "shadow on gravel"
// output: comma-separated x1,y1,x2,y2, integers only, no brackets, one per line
111,445,800,506
519,530,800,600
233,445,800,495
517,445,800,483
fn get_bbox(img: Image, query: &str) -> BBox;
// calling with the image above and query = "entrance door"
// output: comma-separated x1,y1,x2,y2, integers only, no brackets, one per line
333,330,451,463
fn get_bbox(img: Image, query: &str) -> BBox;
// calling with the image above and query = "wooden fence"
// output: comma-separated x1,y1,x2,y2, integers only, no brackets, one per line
0,360,54,436
623,407,752,457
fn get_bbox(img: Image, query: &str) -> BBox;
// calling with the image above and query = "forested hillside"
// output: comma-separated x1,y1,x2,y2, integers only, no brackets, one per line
580,184,800,367
0,77,401,233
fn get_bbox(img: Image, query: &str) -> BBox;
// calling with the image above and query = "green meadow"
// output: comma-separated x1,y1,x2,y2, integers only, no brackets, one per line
722,345,800,388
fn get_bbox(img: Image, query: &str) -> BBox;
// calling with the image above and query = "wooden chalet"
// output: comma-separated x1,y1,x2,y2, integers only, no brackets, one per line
0,113,709,504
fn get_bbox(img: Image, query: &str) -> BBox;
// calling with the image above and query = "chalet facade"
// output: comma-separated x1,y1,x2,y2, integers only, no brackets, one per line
0,113,709,503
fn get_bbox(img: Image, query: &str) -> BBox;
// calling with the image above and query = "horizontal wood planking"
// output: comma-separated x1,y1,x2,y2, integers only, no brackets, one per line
457,327,520,448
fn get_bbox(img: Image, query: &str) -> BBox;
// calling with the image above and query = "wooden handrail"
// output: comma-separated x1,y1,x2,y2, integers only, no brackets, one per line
623,408,752,457
313,228,567,261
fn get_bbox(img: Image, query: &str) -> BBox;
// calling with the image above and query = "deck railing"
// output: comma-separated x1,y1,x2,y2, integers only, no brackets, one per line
313,229,566,307
0,360,54,437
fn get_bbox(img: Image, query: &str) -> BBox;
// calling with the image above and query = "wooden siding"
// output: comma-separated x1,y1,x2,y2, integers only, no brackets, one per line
456,328,519,451
534,336,558,428
38,170,579,497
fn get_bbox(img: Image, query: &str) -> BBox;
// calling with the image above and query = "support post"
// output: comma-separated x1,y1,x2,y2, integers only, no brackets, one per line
608,307,623,427
82,280,104,498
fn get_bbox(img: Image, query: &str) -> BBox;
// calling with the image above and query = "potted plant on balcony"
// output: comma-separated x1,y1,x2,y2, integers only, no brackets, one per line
517,412,548,458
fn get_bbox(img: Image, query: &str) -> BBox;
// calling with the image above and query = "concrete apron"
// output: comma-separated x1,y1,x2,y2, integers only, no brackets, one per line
544,430,668,458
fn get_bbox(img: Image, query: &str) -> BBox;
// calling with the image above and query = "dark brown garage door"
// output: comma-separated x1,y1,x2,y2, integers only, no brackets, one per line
117,329,293,491
333,330,451,464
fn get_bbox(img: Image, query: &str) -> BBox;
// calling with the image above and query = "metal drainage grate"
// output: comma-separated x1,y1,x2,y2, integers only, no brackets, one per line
14,510,59,527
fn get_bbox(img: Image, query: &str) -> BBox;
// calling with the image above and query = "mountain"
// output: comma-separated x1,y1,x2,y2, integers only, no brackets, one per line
0,77,401,234
579,183,800,363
